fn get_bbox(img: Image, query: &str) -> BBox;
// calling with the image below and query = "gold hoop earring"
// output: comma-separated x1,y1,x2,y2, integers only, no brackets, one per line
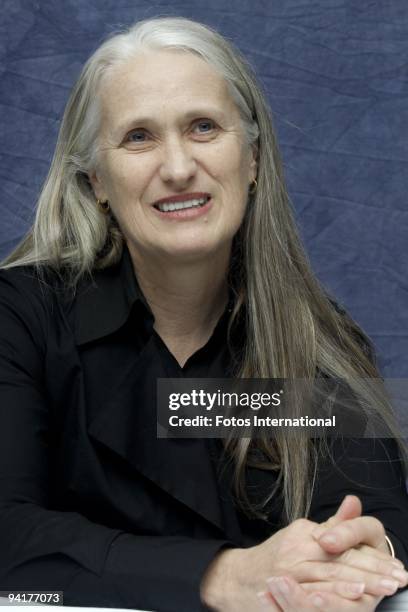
249,178,258,195
96,198,110,214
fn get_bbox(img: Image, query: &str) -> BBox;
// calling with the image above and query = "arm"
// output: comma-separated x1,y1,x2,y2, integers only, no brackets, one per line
0,270,228,612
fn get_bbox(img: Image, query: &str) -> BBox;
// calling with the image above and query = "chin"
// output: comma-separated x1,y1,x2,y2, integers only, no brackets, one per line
161,241,222,262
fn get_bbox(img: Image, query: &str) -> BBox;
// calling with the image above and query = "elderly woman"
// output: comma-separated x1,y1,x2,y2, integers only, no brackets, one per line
0,16,407,612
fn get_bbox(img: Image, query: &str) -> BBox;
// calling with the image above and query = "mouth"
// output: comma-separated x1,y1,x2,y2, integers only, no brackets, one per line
153,194,211,213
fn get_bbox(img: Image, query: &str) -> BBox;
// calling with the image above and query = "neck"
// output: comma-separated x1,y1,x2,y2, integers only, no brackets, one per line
127,243,231,364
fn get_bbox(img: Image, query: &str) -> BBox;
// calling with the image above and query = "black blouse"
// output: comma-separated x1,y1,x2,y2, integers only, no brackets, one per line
0,247,407,612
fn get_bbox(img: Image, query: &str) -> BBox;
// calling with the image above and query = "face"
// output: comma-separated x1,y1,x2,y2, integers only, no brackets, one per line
90,49,257,263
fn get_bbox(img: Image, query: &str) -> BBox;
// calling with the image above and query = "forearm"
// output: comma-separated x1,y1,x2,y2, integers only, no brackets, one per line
0,501,232,612
101,533,232,612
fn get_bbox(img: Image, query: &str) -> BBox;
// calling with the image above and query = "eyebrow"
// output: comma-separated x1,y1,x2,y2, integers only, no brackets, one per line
112,106,228,138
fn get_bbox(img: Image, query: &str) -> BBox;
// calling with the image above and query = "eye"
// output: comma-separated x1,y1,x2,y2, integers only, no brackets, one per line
192,119,217,134
125,129,150,144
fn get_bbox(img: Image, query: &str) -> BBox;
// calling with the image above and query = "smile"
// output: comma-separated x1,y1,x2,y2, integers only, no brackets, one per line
154,196,210,213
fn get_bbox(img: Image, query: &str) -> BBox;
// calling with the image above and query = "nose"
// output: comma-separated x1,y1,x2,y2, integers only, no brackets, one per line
159,136,197,186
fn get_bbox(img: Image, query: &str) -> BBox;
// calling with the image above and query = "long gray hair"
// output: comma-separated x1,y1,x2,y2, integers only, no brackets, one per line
2,16,405,524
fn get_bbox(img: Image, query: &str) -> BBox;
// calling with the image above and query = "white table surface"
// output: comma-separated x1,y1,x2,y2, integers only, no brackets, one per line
0,605,149,611
0,604,149,610
1,591,408,610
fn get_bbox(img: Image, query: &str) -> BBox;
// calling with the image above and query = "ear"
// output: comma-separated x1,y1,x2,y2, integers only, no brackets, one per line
88,168,108,202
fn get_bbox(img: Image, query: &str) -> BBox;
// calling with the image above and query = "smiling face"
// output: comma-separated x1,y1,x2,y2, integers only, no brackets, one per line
89,49,257,263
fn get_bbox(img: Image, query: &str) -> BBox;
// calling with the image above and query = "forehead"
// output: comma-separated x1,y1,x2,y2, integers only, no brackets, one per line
98,49,238,128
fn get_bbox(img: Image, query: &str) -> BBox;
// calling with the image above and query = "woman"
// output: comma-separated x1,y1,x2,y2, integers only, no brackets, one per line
0,16,407,612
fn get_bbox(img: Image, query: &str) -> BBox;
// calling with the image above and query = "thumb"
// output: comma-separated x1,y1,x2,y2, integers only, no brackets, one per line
333,495,362,522
312,495,362,539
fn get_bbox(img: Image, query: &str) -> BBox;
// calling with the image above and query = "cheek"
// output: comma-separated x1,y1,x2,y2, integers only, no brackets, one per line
101,156,152,200
219,155,252,203
112,169,140,198
213,142,252,186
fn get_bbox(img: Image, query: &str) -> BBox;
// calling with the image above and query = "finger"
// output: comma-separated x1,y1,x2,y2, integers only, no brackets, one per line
267,576,321,611
257,590,282,610
315,516,386,553
333,495,362,522
267,575,384,611
308,591,383,611
357,543,403,564
312,495,362,539
357,543,406,572
290,560,403,597
301,580,365,600
338,546,408,585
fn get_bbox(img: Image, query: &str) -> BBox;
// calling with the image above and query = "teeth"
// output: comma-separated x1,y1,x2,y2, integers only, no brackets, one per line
157,197,209,212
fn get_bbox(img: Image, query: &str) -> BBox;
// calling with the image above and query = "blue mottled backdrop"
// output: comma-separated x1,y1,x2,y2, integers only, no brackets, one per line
0,0,407,375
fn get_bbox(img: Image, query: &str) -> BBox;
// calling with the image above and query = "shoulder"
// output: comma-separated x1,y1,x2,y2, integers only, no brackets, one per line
0,264,67,310
0,265,75,350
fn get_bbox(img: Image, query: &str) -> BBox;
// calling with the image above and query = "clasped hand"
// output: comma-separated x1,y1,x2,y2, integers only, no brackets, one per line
255,495,408,611
206,495,408,611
